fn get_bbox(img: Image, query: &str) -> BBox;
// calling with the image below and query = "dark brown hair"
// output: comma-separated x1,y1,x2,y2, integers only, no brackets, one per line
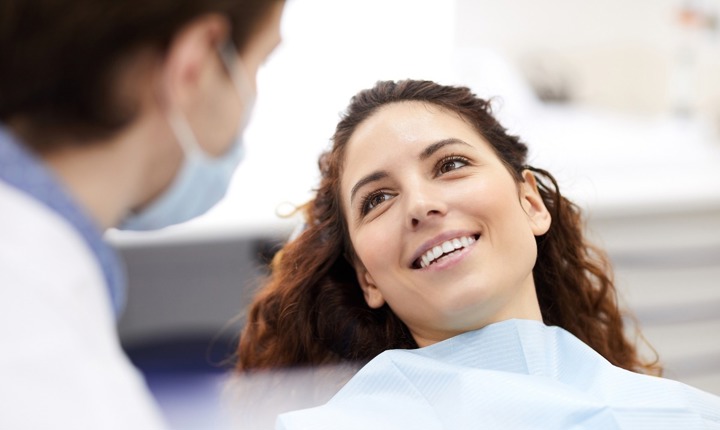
0,0,283,149
237,79,660,375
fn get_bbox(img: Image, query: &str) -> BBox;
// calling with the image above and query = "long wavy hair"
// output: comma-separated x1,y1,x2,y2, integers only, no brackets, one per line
237,79,660,375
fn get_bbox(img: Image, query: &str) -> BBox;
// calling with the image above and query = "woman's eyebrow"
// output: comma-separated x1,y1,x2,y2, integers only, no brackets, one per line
349,139,471,204
350,170,388,204
420,138,472,160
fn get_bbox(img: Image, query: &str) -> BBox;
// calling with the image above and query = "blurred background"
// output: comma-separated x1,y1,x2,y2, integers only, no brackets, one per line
107,0,720,427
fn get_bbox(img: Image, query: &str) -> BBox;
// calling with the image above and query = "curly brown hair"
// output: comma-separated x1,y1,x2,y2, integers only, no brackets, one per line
236,79,660,375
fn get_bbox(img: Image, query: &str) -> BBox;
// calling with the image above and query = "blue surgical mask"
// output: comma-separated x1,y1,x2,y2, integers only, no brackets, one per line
120,41,255,231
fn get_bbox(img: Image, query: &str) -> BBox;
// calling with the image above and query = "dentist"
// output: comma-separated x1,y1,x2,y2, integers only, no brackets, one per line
0,0,285,428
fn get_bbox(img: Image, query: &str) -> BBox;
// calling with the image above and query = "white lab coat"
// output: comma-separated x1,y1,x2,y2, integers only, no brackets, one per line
0,181,167,429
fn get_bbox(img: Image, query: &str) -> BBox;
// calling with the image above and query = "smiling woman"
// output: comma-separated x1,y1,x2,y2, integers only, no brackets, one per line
340,102,551,347
237,80,638,369
234,80,720,429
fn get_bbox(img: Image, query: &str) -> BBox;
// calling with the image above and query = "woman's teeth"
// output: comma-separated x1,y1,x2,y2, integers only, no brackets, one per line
419,235,476,268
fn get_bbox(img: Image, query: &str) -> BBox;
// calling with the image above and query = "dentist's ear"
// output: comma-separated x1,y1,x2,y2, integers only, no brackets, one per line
159,14,231,108
520,170,552,236
354,260,385,309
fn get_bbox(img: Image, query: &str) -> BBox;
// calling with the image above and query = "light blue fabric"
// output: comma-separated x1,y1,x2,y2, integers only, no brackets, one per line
0,126,126,315
120,40,253,232
277,319,720,429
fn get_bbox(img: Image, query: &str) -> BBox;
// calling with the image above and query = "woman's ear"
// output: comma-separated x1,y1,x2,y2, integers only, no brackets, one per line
354,260,385,309
520,170,552,236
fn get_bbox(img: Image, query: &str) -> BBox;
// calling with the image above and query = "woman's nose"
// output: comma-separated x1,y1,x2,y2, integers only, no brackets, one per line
406,188,447,229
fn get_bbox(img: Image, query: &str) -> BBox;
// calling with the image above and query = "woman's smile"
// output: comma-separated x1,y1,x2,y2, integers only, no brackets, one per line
411,232,480,270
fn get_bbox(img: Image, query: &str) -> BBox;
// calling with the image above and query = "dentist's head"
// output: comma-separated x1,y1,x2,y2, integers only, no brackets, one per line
0,0,285,230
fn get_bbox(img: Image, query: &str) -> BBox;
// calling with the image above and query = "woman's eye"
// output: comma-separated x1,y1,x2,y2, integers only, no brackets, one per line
438,156,468,174
362,191,393,214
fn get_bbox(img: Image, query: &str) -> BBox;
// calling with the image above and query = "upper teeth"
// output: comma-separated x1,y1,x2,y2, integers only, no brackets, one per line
419,235,476,268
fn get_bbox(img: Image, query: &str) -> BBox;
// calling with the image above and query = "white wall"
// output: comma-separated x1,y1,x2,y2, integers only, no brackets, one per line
455,0,720,117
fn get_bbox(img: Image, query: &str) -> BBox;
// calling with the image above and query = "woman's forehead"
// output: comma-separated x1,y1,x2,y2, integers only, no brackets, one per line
338,102,494,201
343,102,476,158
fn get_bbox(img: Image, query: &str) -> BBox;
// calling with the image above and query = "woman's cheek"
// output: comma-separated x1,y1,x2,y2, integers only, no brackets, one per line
357,223,393,271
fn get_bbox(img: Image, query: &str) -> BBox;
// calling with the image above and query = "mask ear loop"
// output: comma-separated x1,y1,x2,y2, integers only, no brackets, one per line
218,38,258,139
162,44,241,162
166,105,206,160
218,39,256,103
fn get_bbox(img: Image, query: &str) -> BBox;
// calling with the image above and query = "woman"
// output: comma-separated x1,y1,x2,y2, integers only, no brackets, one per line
0,0,284,428
236,80,720,429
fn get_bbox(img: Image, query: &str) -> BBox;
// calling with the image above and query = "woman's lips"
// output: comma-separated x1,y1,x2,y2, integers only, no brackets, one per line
412,233,480,269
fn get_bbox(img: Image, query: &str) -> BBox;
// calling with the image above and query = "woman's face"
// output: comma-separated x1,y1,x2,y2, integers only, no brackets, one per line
340,101,551,346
